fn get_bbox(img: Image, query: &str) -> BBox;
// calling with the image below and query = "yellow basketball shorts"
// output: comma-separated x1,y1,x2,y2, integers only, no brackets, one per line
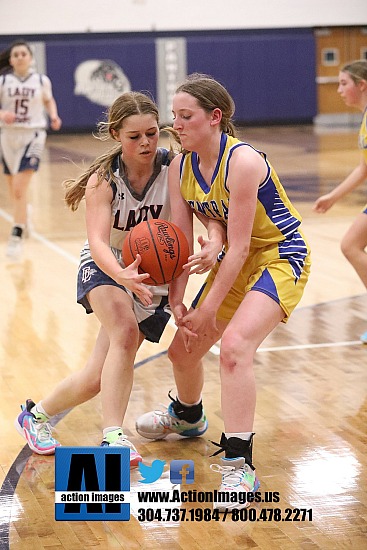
192,229,311,323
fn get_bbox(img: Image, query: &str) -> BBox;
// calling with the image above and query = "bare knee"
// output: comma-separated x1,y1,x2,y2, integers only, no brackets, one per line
84,376,101,398
168,339,183,366
220,330,253,373
340,237,361,264
110,324,139,351
12,187,24,201
168,336,195,370
340,237,351,260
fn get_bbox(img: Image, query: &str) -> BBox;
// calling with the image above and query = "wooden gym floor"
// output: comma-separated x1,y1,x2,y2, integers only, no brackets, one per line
0,124,366,549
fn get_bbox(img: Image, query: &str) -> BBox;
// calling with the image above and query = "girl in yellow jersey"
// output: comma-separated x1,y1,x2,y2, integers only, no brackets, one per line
136,73,311,511
313,60,367,342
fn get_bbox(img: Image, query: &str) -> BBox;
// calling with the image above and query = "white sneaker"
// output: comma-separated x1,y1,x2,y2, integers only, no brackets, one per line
101,431,142,468
6,235,23,260
210,457,260,511
136,400,208,440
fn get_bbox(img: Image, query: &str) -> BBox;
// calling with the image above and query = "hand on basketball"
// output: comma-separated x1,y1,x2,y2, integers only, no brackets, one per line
313,193,335,213
184,235,222,275
116,254,153,306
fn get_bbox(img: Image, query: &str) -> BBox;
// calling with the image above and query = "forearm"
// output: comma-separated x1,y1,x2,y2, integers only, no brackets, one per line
331,164,367,201
169,269,190,309
89,240,123,282
44,97,59,121
207,218,226,245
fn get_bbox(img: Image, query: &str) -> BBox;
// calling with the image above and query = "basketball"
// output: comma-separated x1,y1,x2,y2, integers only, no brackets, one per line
122,219,190,286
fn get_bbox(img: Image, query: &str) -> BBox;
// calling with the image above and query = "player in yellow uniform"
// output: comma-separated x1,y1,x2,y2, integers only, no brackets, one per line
313,60,367,341
136,73,311,511
182,131,309,321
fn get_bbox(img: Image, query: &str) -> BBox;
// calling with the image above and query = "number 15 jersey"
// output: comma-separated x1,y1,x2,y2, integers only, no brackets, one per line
0,71,53,129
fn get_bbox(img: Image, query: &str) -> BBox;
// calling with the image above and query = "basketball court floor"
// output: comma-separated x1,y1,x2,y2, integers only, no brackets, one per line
0,124,366,549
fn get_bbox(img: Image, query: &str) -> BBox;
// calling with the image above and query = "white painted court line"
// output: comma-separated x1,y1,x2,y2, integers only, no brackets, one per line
167,326,361,355
1,207,362,355
31,230,80,265
0,207,79,265
257,340,362,352
208,340,362,356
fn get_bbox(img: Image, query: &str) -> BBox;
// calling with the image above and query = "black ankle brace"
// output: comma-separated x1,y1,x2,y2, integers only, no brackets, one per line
168,391,203,423
210,432,255,469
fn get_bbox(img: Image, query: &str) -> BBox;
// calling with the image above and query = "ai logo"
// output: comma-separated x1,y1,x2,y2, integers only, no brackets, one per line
55,447,130,521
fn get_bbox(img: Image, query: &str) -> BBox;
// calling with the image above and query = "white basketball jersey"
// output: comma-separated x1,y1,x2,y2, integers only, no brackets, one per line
109,148,171,250
0,71,52,129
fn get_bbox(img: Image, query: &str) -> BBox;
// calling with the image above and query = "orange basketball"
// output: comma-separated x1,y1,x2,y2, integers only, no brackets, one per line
122,219,190,286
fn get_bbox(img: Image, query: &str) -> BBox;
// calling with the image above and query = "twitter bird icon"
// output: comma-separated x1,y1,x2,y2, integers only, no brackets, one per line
138,460,166,483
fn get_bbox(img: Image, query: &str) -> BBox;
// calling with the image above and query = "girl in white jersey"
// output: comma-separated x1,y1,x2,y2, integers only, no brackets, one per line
15,91,223,466
313,60,367,342
0,40,62,259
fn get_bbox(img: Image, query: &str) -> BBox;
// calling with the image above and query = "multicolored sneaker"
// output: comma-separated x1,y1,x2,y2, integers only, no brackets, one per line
14,399,60,455
210,457,260,511
135,395,208,440
101,430,142,468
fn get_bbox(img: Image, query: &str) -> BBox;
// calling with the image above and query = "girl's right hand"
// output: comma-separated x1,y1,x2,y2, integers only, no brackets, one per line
1,111,16,124
313,193,335,213
184,234,222,275
116,254,153,306
171,302,188,326
171,302,198,351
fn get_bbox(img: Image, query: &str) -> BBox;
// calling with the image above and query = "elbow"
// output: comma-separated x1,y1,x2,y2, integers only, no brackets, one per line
229,245,249,264
239,249,249,264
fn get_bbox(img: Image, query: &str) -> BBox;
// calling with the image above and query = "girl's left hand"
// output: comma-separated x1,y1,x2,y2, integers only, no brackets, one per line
180,307,219,352
184,235,222,275
50,116,62,131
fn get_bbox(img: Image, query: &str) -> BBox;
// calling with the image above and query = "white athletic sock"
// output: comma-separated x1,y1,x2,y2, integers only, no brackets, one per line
177,396,202,407
32,402,51,420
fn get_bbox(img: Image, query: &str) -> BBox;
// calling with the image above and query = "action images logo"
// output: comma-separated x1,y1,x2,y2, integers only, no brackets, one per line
55,447,131,521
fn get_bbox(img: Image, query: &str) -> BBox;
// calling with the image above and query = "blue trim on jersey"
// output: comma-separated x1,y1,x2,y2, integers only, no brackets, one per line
252,268,280,304
212,132,227,182
223,141,271,193
191,132,228,194
224,142,245,192
258,179,300,238
191,281,207,309
278,230,308,281
179,154,185,178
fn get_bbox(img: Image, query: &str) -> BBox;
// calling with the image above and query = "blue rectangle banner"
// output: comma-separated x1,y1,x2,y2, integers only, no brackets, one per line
55,447,130,521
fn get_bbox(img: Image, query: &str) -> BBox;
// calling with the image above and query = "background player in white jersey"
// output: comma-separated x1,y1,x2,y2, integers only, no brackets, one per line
0,40,62,259
313,60,367,342
14,91,223,466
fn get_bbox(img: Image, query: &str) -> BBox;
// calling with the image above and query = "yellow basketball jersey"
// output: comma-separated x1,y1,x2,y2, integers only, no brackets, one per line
180,133,311,322
180,133,303,249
